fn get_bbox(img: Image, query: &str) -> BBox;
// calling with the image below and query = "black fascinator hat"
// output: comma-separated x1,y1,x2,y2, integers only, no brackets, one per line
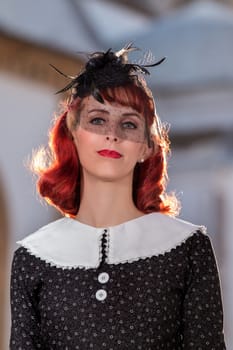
50,42,165,102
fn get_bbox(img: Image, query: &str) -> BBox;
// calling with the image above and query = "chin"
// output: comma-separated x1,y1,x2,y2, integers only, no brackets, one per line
96,172,127,183
85,168,133,183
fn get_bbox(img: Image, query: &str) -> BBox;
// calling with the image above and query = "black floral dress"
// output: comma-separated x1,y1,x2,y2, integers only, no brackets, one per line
9,213,226,349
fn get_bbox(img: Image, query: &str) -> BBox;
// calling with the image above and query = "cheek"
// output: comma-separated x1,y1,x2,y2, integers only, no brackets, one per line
123,142,144,163
73,128,99,150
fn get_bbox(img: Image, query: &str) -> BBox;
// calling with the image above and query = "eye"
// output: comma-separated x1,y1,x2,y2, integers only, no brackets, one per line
122,121,138,129
89,117,105,125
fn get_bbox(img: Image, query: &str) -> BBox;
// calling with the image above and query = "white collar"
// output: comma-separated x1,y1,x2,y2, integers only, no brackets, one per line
16,213,206,270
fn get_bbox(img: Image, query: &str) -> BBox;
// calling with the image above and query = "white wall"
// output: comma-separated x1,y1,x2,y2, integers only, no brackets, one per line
0,72,60,348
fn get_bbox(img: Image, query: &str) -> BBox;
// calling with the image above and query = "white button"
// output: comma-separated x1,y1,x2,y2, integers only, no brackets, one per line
98,272,110,284
95,289,107,301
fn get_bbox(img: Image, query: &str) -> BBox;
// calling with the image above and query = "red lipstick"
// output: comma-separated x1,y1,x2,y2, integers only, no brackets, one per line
97,149,122,159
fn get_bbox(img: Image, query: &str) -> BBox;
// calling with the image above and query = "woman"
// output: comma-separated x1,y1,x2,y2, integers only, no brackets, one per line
9,44,226,349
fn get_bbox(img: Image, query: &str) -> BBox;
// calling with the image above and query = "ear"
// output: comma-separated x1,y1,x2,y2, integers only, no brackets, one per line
139,139,158,162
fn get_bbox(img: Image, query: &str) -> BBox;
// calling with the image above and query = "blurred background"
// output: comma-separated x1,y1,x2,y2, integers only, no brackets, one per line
0,0,233,348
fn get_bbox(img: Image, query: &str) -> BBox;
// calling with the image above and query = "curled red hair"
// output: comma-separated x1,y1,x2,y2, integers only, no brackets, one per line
31,84,179,217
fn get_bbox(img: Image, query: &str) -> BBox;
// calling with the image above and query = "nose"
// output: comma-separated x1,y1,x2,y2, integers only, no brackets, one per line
105,135,118,142
105,123,120,142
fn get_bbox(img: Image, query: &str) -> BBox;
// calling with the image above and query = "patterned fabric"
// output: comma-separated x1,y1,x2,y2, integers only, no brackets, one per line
9,228,226,349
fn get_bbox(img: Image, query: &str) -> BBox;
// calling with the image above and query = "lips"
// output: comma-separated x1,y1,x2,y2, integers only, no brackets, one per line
97,149,122,158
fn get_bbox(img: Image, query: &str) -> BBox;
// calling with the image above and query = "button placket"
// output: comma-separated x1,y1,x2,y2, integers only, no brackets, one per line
95,229,109,301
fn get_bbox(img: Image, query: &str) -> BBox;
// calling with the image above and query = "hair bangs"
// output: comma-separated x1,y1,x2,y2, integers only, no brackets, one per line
100,84,155,125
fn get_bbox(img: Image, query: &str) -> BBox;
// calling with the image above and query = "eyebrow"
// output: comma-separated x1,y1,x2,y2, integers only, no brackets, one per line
87,108,142,119
88,108,108,114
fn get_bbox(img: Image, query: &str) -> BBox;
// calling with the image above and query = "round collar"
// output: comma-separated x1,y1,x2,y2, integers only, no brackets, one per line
17,213,206,269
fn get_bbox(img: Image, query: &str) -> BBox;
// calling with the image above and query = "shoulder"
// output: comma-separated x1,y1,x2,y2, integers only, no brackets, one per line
108,213,208,264
15,217,103,269
13,218,70,268
11,246,41,273
118,212,207,247
15,217,91,250
142,214,217,268
182,227,215,257
147,212,210,254
144,212,206,234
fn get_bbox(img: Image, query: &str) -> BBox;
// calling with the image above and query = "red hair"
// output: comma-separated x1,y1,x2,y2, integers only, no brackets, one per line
31,84,179,217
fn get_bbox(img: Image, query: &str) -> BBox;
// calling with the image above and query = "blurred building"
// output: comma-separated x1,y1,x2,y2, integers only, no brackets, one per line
1,0,233,348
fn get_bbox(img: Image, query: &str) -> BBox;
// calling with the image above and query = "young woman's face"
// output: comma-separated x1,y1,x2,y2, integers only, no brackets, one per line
70,95,152,182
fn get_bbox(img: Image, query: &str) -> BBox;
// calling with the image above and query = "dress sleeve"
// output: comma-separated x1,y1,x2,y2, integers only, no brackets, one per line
181,231,226,349
9,247,44,349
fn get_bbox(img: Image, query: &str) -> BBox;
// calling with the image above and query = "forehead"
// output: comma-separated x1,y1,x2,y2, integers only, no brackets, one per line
81,95,143,118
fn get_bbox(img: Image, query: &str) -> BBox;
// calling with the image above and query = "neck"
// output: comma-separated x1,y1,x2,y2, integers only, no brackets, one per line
75,173,144,228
